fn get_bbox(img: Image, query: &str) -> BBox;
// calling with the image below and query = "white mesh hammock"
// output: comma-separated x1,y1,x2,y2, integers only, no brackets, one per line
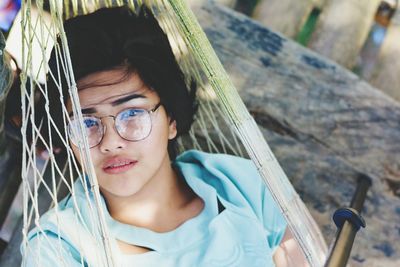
18,0,328,266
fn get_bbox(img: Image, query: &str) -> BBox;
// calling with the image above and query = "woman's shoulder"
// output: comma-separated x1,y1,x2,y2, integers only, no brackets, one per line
26,179,91,242
24,191,106,266
26,199,79,241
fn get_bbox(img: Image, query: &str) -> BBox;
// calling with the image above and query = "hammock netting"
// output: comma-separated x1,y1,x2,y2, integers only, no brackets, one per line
19,0,328,266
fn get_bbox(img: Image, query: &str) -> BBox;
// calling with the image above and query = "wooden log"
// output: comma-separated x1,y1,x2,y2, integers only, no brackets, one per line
308,0,381,69
369,10,400,101
252,0,315,38
192,2,400,265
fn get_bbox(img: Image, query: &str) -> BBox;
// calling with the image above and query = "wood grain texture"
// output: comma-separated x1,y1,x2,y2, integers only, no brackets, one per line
192,1,400,265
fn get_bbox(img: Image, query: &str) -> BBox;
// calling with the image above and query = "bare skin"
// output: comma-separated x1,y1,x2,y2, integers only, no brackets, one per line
67,69,204,254
274,229,310,267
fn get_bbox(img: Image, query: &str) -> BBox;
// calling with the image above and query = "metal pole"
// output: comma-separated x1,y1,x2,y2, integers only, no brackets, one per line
325,174,371,267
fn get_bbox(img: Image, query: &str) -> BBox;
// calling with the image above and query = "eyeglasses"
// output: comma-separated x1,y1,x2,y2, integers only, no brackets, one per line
68,103,161,148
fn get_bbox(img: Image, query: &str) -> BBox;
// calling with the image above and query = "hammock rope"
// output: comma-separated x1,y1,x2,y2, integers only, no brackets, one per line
19,0,328,266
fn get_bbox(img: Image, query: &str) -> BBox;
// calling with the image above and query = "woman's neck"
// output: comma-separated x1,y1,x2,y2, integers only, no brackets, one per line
103,160,203,232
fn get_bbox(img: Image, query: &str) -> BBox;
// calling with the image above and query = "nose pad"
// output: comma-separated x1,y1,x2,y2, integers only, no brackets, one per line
99,117,125,152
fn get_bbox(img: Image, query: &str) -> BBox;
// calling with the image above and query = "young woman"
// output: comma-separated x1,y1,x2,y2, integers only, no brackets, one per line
23,5,308,267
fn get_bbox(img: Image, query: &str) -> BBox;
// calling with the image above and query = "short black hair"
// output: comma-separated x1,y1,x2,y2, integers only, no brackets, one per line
43,5,197,159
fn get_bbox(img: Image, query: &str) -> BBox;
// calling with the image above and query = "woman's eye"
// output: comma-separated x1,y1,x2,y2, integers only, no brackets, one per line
83,118,98,128
121,109,144,120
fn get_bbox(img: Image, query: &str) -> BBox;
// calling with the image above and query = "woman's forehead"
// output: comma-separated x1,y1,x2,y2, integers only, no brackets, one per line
77,68,136,89
76,70,158,107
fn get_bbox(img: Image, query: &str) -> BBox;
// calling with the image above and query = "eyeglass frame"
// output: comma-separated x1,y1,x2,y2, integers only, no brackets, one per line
67,102,162,148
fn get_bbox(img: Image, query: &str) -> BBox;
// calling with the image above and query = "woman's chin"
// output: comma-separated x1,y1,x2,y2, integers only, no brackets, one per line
99,180,143,199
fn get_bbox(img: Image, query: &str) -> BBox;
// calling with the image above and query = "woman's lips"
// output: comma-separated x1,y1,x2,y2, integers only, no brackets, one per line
102,157,138,174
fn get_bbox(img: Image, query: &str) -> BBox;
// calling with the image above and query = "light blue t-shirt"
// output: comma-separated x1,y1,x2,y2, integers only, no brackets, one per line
22,150,287,267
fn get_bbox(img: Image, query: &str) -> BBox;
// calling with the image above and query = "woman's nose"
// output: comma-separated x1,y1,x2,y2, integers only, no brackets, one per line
98,117,126,153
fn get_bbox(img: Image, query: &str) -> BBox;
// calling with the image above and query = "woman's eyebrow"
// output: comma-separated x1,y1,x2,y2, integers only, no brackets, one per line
111,93,146,106
81,107,97,114
68,107,97,116
68,93,146,116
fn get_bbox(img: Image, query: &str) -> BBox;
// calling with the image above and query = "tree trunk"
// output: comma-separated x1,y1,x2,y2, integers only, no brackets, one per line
369,10,400,101
308,0,381,69
214,0,236,8
252,0,315,38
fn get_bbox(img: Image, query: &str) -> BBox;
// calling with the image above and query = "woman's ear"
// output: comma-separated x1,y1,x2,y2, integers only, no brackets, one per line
168,119,177,140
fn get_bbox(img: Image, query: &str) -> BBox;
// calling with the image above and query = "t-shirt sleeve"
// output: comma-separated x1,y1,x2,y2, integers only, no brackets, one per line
22,231,83,267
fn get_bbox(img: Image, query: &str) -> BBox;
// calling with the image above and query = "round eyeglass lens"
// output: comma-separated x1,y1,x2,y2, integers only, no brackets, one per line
116,108,152,141
84,117,104,147
68,117,103,148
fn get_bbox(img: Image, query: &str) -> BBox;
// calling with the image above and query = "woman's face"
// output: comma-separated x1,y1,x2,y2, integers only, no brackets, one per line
67,68,177,199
